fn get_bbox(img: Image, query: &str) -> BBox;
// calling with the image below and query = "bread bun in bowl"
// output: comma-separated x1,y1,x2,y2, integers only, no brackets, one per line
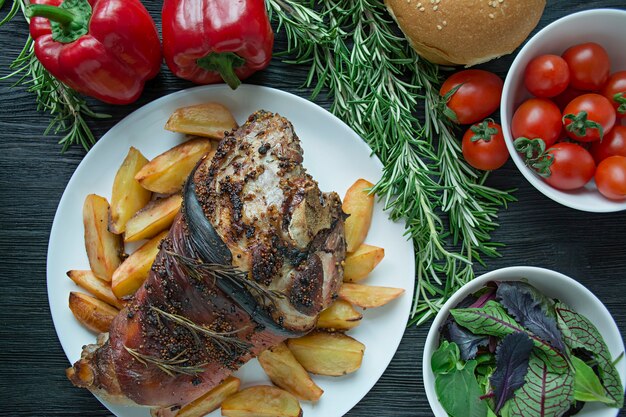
384,0,546,66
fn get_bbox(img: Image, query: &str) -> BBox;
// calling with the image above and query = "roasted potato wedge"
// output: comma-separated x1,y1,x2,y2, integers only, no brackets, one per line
69,292,119,333
112,230,167,298
135,138,214,194
338,283,404,308
258,342,323,401
343,243,385,282
342,179,375,252
165,102,238,139
109,147,152,234
316,300,363,331
83,194,122,281
67,269,124,309
221,385,302,417
287,331,365,376
124,194,182,242
176,376,240,417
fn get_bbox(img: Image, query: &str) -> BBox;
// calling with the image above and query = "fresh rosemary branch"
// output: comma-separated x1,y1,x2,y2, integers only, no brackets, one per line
267,0,515,326
0,0,108,151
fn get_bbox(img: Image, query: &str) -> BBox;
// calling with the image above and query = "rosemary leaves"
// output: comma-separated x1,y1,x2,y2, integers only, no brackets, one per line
267,0,516,326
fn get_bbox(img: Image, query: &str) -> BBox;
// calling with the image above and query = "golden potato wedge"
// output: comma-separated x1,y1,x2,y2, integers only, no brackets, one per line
67,269,124,309
338,283,404,309
258,342,323,401
112,230,167,298
221,385,302,417
342,179,375,252
124,194,182,242
69,292,119,333
343,243,385,282
109,147,152,234
287,331,365,376
135,138,214,194
165,103,238,139
176,376,241,417
83,194,122,281
317,300,363,331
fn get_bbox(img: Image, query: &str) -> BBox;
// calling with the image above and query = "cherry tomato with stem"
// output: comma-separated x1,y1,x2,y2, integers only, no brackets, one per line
595,156,626,200
590,125,626,164
461,119,509,171
563,93,616,142
514,138,595,190
562,42,610,91
524,54,570,98
511,98,562,147
602,71,626,119
440,69,503,125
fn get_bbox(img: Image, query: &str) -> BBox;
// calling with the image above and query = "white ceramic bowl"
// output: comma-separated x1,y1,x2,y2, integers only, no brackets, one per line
501,9,626,212
423,266,626,417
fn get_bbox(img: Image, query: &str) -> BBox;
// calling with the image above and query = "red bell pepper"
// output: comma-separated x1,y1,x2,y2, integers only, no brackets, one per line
162,0,274,89
26,0,161,105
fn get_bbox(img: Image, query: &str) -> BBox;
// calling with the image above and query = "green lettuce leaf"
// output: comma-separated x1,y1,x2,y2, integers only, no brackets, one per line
435,359,489,417
555,301,624,407
501,350,574,417
432,340,461,375
572,355,615,404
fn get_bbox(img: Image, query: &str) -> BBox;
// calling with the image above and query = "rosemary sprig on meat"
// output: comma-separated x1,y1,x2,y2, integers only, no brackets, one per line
0,0,108,151
124,346,206,377
267,0,515,326
150,306,253,355
166,250,286,309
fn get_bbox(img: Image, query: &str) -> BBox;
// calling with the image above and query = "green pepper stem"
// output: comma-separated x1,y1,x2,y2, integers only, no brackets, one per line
26,4,75,26
197,52,246,90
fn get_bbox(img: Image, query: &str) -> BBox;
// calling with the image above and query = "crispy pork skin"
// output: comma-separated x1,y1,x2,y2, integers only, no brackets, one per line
67,111,346,408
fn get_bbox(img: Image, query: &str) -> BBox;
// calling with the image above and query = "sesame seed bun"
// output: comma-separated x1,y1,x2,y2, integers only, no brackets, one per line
384,0,546,66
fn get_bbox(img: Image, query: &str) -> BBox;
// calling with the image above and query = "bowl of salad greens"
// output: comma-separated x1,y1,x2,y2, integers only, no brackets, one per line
423,266,625,417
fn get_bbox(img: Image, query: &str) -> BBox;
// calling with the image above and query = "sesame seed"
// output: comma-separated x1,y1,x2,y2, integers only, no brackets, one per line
443,20,448,25
433,5,438,10
489,13,495,18
419,6,425,11
430,0,434,3
417,1,422,6
437,24,442,30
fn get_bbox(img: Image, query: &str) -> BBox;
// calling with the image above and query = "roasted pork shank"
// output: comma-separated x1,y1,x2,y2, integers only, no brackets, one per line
67,111,346,408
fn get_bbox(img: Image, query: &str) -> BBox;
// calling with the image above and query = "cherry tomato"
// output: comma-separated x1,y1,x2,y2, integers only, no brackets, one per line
462,120,509,171
545,142,596,190
553,86,585,111
524,54,570,98
440,70,503,125
563,93,616,142
595,155,626,200
562,42,610,91
601,71,626,119
511,98,562,147
590,125,626,164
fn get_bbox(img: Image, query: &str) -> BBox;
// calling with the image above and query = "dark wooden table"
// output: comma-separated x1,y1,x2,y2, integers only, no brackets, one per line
1,1,625,416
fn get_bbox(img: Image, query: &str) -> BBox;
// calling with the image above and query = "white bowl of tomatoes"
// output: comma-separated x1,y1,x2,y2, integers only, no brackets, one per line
501,8,626,212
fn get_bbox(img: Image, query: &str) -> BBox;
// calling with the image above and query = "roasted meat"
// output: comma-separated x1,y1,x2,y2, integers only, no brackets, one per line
67,111,346,409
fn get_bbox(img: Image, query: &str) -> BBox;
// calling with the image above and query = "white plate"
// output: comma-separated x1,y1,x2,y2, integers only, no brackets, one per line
47,85,415,417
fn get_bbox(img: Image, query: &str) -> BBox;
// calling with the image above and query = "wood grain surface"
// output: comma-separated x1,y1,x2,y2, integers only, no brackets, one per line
1,1,625,416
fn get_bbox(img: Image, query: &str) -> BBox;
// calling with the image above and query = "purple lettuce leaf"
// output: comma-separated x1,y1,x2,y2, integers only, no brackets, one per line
443,321,490,361
496,282,566,353
490,332,534,412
